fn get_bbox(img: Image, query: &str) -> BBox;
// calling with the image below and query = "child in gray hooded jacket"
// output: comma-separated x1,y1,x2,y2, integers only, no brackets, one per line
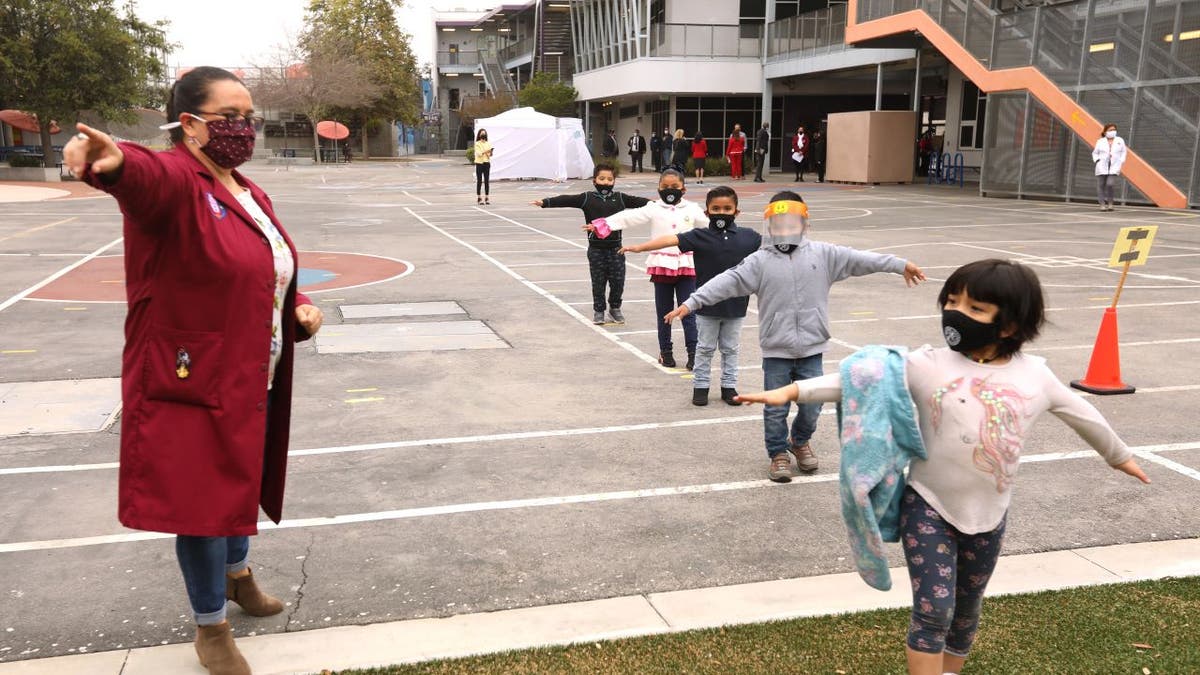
665,191,926,482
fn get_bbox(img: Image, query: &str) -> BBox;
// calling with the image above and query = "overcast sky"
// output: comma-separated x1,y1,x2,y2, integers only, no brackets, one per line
131,0,496,74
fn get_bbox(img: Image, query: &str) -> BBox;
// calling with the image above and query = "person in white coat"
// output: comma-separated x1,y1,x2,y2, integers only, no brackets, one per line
1091,123,1126,211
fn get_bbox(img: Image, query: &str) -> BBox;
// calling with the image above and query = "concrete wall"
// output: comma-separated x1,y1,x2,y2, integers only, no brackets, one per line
826,110,916,183
666,0,738,25
573,58,762,101
942,66,983,167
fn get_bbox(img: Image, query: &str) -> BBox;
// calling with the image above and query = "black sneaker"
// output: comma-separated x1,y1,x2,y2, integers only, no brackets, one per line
593,311,605,325
686,351,695,371
659,351,676,368
692,388,709,406
721,388,742,405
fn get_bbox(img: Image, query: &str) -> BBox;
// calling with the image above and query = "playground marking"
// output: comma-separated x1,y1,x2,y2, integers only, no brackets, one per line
406,207,665,371
0,236,123,314
402,191,432,205
0,216,76,244
2,440,1197,554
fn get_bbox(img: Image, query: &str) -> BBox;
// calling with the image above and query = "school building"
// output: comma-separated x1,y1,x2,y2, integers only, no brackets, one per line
433,0,1198,208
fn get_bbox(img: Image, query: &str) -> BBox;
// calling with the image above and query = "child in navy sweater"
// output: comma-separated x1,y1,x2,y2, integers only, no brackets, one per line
532,161,649,324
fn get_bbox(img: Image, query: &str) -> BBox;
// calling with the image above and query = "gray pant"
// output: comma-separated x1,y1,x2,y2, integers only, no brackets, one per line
1097,174,1119,205
693,315,744,389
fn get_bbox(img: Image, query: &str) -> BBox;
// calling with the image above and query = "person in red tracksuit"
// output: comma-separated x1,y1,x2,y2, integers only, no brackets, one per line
727,124,746,180
692,132,709,184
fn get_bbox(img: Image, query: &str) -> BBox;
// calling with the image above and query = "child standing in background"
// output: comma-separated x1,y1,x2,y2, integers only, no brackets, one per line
532,162,649,324
588,168,705,369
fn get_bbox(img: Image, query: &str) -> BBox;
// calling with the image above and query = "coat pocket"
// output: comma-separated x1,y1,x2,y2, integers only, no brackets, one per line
144,328,224,409
795,307,831,347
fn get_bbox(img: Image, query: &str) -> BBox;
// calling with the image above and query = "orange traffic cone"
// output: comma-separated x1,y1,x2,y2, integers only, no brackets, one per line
1070,307,1135,395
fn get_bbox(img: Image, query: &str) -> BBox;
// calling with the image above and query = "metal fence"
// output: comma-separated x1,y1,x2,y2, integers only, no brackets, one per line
766,4,848,59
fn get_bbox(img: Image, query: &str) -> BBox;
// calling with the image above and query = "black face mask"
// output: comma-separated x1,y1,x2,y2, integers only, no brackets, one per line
594,183,613,197
942,309,1001,355
774,244,795,254
659,188,683,205
708,214,733,230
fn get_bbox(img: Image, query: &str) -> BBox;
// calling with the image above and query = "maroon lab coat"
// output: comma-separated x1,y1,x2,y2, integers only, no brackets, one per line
86,142,312,536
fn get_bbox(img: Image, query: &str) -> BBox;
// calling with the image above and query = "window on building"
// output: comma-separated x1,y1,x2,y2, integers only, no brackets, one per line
959,81,987,150
620,104,639,119
775,1,799,20
448,88,460,109
740,0,765,37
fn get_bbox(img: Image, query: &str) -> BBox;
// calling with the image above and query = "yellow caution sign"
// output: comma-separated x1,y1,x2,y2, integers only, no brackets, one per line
1107,226,1157,267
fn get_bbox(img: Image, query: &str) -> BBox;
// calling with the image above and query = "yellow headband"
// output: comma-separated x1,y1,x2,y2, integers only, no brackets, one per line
763,200,809,219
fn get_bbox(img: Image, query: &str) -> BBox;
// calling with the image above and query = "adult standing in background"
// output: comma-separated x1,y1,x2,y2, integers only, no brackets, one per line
812,129,827,183
603,129,619,159
660,127,674,171
791,124,808,182
1092,123,1126,211
474,128,493,205
628,128,646,173
63,66,324,675
691,132,708,184
650,129,663,172
727,123,746,180
671,129,691,173
754,122,770,182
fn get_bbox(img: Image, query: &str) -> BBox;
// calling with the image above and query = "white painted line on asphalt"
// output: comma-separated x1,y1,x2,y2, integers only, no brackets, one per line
0,236,123,314
506,262,585,267
3,441,1197,553
534,279,589,283
1134,451,1200,483
402,191,431,205
474,208,649,273
407,207,667,371
1028,337,1200,351
486,249,580,253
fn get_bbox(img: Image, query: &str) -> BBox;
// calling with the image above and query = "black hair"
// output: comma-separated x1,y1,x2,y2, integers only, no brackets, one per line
768,190,804,204
705,185,738,208
593,161,616,178
694,132,704,141
659,167,686,185
937,259,1046,358
1100,123,1117,138
166,67,244,143
476,128,488,141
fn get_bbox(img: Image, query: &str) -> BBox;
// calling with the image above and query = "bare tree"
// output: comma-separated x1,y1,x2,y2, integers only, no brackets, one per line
251,38,379,162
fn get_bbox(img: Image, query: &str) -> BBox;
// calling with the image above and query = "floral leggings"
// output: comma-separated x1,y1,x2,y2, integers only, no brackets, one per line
901,487,1006,657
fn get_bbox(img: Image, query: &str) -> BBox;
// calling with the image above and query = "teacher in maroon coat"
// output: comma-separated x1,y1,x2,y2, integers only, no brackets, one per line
63,66,323,675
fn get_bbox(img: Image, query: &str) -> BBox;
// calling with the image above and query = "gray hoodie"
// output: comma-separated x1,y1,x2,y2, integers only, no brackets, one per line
683,241,906,359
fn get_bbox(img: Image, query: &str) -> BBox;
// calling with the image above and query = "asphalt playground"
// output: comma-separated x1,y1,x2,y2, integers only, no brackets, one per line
1,157,1199,667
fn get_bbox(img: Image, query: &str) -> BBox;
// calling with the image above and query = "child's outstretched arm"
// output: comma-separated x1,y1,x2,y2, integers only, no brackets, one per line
584,202,653,236
664,255,763,323
533,193,586,209
736,372,842,406
620,234,679,255
1044,370,1151,484
826,246,925,286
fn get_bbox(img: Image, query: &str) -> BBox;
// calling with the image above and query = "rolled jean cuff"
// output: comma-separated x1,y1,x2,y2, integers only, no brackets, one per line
944,646,971,658
195,605,227,626
225,554,249,575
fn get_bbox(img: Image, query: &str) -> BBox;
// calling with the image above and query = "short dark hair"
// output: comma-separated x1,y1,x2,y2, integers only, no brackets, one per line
705,185,738,207
593,161,616,178
768,190,804,204
937,259,1046,358
694,132,704,141
659,167,686,185
166,66,244,143
476,128,488,140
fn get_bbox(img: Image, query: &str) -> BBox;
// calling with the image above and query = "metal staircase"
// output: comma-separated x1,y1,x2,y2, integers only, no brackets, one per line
478,49,518,107
535,4,575,80
851,0,1193,207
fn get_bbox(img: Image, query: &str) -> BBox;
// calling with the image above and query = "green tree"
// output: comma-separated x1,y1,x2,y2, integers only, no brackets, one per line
517,72,578,117
0,0,169,164
301,0,421,158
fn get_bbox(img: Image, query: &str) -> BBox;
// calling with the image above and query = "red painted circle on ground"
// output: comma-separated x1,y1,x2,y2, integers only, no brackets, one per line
27,251,410,302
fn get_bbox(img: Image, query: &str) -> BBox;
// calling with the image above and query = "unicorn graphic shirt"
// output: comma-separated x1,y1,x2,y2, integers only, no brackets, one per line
235,191,295,389
904,346,1131,533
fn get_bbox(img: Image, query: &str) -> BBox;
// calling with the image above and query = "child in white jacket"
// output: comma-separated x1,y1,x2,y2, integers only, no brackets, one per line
588,168,706,369
1091,123,1127,211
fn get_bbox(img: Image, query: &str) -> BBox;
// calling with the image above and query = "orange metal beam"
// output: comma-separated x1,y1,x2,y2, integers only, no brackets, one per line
845,2,1188,209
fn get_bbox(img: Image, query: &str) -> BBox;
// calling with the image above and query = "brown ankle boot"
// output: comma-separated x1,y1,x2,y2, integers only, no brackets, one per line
195,622,251,675
226,569,284,617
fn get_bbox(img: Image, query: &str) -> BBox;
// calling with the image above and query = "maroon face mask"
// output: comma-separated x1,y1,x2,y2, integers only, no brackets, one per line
199,118,256,169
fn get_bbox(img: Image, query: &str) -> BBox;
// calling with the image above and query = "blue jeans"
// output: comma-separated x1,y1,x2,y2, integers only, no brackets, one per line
661,149,672,170
693,315,743,388
654,277,697,354
176,535,251,625
762,354,824,458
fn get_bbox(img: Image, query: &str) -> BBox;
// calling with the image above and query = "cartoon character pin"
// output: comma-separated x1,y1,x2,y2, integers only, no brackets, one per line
176,347,191,380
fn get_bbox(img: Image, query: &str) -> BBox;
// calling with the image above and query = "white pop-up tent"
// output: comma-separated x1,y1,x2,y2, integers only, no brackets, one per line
474,107,593,181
